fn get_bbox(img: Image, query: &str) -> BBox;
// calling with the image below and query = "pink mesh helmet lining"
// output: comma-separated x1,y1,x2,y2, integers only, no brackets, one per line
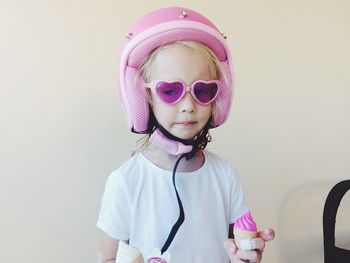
119,7,234,133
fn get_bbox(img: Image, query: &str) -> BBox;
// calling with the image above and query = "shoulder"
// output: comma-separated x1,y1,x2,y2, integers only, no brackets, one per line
110,152,148,178
106,153,145,186
204,150,235,173
115,153,144,172
106,152,165,192
202,150,242,185
204,150,229,164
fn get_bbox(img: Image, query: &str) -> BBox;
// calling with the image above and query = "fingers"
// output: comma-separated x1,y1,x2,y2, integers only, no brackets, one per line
224,238,263,263
223,239,237,262
236,248,262,263
224,232,273,263
257,228,275,242
239,238,265,251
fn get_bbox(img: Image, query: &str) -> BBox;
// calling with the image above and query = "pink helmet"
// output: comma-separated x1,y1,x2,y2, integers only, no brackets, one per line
118,6,234,134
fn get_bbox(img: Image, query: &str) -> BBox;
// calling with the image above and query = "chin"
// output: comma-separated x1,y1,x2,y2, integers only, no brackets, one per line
174,132,199,140
175,124,205,138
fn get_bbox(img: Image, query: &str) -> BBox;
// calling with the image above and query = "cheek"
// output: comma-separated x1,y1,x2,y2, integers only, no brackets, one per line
150,97,174,124
151,97,168,114
200,104,213,121
149,92,162,112
149,91,158,106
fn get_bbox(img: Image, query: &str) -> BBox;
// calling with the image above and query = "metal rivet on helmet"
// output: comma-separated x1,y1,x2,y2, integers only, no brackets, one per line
179,11,188,18
221,32,227,39
125,32,133,39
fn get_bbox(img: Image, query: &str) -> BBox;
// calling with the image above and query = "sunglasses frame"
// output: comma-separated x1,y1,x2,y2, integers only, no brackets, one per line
143,79,221,105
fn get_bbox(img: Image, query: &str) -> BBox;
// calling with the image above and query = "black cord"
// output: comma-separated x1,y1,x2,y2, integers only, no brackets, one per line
157,119,212,254
161,153,187,254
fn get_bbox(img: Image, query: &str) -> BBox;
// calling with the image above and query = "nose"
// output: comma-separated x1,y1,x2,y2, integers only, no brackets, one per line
179,92,196,113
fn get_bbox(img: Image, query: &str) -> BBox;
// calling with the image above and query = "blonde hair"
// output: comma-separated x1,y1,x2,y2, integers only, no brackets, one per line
133,40,221,154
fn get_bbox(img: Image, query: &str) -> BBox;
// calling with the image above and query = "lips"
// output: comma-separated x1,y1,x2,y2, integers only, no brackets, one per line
177,121,197,126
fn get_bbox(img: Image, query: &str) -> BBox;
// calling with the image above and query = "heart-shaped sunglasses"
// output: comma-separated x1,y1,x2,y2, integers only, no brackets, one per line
143,80,220,105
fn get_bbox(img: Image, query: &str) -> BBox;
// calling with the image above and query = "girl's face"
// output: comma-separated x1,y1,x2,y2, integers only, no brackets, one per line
148,44,213,140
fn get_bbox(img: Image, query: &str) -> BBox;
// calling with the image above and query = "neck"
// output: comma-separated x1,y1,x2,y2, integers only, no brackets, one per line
142,144,205,173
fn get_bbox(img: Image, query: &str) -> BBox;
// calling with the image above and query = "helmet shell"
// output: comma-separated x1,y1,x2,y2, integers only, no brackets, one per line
119,6,233,133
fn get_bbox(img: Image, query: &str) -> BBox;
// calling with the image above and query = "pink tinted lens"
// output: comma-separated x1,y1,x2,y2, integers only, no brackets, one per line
193,82,218,104
156,81,184,104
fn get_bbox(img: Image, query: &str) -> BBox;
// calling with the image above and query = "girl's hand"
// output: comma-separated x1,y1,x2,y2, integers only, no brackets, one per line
223,228,275,263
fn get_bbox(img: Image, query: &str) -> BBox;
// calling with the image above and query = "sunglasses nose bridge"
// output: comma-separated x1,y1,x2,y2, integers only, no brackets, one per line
183,85,198,102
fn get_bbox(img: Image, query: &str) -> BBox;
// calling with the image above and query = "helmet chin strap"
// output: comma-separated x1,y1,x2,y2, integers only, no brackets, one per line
149,128,193,157
149,120,211,161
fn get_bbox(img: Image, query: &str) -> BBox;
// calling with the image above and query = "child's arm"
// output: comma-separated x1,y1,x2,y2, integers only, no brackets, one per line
98,230,120,263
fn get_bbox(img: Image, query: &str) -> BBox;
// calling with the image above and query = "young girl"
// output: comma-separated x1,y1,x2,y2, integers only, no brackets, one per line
97,7,274,263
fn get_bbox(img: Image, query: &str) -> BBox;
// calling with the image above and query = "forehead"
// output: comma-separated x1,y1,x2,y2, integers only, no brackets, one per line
148,44,211,84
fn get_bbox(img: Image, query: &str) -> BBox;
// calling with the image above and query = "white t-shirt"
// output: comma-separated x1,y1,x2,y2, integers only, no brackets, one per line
97,150,248,263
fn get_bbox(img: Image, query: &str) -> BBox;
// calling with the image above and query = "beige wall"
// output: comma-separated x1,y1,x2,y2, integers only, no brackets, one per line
1,0,349,262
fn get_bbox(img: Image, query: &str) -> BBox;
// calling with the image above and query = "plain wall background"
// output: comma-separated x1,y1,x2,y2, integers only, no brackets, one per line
1,0,349,262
